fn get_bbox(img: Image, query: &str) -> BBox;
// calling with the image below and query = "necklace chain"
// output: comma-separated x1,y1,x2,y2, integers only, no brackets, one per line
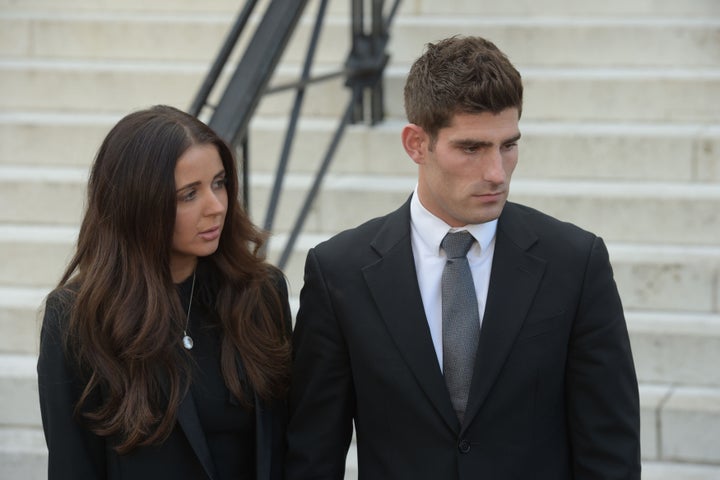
182,270,196,350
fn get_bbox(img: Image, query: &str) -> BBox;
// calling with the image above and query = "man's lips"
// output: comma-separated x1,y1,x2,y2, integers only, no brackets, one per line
472,191,505,201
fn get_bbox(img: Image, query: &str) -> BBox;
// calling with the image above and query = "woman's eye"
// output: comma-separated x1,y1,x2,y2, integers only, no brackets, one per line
213,178,227,190
180,190,196,202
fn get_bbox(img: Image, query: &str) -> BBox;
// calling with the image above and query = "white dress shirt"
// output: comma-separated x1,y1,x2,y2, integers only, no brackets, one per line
409,189,497,371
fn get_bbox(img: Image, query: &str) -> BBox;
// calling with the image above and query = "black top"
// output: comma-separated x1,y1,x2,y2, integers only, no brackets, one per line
177,273,256,480
38,263,291,480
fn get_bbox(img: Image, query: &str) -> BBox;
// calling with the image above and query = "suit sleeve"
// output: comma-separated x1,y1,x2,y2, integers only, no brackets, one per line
278,270,293,340
268,269,292,480
566,237,641,479
286,248,355,480
37,293,107,479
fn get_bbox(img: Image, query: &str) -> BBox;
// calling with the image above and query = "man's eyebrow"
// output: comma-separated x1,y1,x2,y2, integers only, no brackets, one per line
450,133,522,148
504,133,522,144
451,139,493,148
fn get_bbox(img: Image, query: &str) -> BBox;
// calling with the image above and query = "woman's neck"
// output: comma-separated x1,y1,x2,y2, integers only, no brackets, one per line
170,256,198,283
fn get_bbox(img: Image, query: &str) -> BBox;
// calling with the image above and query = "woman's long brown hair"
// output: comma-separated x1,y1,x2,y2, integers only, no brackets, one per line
57,105,291,453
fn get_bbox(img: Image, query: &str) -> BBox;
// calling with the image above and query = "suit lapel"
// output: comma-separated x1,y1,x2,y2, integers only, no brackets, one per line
254,393,271,480
362,200,459,432
175,391,220,480
462,204,546,428
229,352,272,480
157,369,219,480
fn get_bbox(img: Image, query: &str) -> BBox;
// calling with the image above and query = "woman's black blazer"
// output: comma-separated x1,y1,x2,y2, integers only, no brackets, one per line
37,278,291,480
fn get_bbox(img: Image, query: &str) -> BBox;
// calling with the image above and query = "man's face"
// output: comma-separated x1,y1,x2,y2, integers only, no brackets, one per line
413,108,520,227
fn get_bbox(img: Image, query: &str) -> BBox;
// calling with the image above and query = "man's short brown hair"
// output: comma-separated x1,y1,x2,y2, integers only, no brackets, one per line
403,35,523,140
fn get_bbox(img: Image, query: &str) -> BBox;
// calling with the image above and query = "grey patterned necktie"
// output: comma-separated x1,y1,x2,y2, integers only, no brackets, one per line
441,231,480,423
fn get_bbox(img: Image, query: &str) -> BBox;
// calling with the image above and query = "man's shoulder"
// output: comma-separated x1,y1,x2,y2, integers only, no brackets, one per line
311,201,409,262
500,202,601,259
503,202,596,239
316,211,395,252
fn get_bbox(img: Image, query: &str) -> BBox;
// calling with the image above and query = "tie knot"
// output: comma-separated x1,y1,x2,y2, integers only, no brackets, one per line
441,231,475,259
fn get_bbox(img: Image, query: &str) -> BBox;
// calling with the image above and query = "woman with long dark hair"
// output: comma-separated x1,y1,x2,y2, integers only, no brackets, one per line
37,105,292,480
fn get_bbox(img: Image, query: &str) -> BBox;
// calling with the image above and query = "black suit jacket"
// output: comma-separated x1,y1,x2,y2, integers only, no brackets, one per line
37,280,290,480
287,199,640,480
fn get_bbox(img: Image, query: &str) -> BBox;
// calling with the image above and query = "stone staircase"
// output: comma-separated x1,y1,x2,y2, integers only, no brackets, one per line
1,0,719,478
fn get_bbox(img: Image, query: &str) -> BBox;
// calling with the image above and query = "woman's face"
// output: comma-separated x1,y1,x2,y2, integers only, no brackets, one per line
170,144,228,282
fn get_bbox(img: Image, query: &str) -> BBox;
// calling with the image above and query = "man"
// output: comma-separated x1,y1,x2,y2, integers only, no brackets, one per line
286,35,640,479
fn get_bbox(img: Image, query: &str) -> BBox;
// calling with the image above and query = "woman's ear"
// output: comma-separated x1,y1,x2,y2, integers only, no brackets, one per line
401,124,429,165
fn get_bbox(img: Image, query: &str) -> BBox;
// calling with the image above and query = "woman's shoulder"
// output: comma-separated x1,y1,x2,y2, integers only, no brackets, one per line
41,284,80,333
45,283,78,312
46,283,77,304
266,264,288,294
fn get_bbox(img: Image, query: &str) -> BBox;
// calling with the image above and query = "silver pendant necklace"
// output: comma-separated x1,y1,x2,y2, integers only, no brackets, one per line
182,270,196,350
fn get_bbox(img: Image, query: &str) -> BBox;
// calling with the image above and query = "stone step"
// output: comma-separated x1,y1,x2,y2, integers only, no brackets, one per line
639,384,720,465
2,12,718,67
2,426,719,480
383,65,720,124
1,166,718,244
0,0,248,14
0,286,46,355
0,428,47,480
1,354,718,465
7,279,720,386
0,354,41,426
628,312,720,387
643,462,720,480
274,233,720,313
0,0,716,17
250,119,720,183
660,387,720,464
608,244,720,314
4,220,720,302
0,225,76,289
390,17,720,68
3,112,719,184
416,0,720,17
2,220,719,311
4,266,720,386
1,59,719,123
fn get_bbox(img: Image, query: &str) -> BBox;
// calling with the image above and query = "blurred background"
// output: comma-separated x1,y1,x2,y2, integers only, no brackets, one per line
0,0,719,478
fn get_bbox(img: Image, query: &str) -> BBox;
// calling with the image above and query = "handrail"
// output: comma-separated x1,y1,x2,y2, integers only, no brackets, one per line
263,0,331,234
277,0,399,268
190,0,401,270
187,0,260,118
207,0,310,147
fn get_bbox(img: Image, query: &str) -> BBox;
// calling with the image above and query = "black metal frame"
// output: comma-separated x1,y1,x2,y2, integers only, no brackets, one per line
190,0,401,269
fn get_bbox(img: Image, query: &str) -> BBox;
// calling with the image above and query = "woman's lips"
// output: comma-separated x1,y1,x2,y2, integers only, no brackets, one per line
198,226,221,241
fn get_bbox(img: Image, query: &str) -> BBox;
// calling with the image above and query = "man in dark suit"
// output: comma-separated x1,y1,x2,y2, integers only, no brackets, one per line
286,35,640,479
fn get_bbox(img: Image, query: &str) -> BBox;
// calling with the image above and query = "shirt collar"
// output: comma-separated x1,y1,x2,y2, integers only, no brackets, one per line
410,186,498,255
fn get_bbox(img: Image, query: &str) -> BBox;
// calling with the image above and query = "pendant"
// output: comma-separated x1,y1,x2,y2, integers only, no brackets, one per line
182,335,194,350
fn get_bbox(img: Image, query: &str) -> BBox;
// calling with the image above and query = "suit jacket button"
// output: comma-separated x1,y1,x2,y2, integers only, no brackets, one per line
458,440,471,453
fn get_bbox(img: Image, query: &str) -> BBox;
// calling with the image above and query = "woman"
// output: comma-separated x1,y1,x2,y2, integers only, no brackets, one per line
37,105,292,480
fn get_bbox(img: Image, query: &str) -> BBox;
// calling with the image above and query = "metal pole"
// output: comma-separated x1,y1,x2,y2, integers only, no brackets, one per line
278,96,356,269
188,0,259,117
263,0,330,233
